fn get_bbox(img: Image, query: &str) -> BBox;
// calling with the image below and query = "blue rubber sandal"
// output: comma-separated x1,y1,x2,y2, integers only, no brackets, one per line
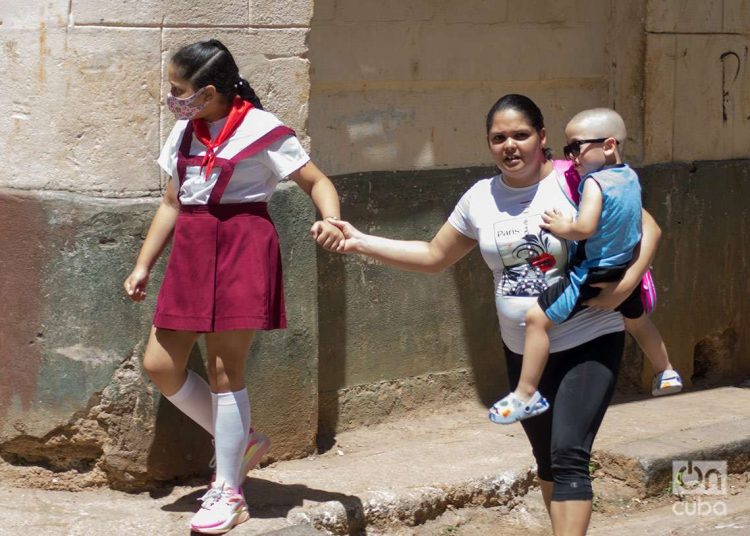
489,391,550,424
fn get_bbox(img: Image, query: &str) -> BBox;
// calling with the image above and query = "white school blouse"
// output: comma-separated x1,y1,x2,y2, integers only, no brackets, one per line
157,108,310,205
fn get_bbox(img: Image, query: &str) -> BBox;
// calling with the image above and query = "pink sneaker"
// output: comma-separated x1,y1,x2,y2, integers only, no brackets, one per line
209,428,271,485
241,428,271,479
190,483,249,534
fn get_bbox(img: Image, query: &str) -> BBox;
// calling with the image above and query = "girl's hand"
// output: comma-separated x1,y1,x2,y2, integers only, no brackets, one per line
124,267,150,302
326,219,365,253
310,219,345,251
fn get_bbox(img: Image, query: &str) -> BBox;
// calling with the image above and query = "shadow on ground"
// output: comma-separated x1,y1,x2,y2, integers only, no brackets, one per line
160,477,364,523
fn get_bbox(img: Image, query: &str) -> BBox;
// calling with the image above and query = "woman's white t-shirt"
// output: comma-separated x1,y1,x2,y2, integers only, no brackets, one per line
448,168,624,354
157,108,310,205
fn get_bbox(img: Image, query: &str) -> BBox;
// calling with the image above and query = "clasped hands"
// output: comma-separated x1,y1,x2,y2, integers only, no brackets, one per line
309,218,347,251
310,218,362,253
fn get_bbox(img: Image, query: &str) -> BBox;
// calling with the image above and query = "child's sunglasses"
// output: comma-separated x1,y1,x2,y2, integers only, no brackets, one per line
562,138,618,160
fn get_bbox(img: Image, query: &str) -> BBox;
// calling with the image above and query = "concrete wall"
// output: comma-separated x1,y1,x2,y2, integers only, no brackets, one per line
317,167,501,436
316,161,750,435
644,0,750,162
308,0,645,174
637,160,750,389
310,0,750,172
309,0,750,434
0,1,318,489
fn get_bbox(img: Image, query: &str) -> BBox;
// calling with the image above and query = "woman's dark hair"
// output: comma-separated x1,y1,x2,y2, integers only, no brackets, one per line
485,94,552,160
171,39,263,110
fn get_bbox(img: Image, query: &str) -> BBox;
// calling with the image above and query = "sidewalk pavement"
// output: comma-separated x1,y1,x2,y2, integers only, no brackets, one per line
0,386,748,535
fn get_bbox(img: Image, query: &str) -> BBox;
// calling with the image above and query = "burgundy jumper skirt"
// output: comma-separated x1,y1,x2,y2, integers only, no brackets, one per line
153,122,295,332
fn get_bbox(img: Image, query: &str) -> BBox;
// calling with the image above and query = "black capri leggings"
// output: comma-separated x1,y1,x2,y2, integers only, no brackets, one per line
505,331,624,501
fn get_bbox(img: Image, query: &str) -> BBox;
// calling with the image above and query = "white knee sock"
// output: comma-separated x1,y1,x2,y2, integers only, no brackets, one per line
164,370,214,435
212,389,251,490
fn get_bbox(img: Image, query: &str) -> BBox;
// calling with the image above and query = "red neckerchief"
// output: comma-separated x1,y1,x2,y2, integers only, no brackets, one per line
192,96,253,181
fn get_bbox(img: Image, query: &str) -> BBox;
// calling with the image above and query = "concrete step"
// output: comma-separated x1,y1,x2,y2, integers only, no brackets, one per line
596,417,750,497
245,386,750,534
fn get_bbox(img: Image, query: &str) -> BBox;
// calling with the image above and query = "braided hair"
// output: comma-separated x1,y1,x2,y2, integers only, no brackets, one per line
171,39,263,110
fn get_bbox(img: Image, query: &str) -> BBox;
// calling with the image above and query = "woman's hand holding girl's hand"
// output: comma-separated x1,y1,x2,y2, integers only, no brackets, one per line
326,219,364,253
123,267,150,302
310,219,345,251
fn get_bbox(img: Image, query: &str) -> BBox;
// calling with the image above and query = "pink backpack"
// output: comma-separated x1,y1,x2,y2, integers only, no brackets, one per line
552,160,657,314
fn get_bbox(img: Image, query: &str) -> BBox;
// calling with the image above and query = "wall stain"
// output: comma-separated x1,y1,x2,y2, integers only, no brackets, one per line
38,21,47,84
4,41,19,62
0,194,46,426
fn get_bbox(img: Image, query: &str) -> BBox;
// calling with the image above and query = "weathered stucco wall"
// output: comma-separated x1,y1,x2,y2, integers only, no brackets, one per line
308,0,645,174
316,167,500,436
0,185,317,490
637,160,750,389
644,0,750,163
310,0,750,172
310,0,750,434
0,1,318,488
317,161,750,435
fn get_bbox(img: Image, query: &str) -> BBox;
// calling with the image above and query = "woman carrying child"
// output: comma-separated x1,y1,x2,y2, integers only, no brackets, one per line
331,94,661,536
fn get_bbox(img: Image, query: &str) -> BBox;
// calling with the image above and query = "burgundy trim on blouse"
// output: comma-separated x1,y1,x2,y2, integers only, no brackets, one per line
175,123,297,205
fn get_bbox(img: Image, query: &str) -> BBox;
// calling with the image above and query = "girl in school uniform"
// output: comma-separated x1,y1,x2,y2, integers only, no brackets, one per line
123,39,343,534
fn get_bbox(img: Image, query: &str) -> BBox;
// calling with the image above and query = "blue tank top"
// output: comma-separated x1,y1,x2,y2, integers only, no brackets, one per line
576,163,642,269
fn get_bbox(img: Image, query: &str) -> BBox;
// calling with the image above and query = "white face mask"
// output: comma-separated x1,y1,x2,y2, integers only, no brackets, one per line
166,87,208,120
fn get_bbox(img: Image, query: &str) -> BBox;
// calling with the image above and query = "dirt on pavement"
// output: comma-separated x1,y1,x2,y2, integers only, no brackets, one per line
379,472,750,536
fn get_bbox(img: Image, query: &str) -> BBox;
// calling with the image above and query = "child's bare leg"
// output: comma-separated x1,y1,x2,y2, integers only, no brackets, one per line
142,326,200,395
516,304,555,401
624,315,672,373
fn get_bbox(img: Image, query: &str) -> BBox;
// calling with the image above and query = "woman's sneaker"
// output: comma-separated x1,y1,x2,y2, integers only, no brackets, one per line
652,369,683,396
190,483,249,534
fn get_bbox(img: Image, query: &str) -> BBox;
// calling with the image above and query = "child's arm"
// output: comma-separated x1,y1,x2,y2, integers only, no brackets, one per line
540,179,602,241
123,181,180,301
289,161,344,251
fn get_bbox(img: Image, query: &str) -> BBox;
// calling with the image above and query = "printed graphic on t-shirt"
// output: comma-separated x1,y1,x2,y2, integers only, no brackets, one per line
494,213,567,297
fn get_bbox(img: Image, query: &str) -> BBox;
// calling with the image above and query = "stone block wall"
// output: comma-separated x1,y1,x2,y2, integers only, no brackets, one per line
0,0,318,489
310,0,750,173
0,1,313,196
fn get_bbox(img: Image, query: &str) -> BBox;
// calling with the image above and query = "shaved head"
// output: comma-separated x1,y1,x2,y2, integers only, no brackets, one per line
566,108,627,141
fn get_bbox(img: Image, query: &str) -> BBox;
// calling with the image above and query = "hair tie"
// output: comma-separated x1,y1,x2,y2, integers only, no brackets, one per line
233,79,244,89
